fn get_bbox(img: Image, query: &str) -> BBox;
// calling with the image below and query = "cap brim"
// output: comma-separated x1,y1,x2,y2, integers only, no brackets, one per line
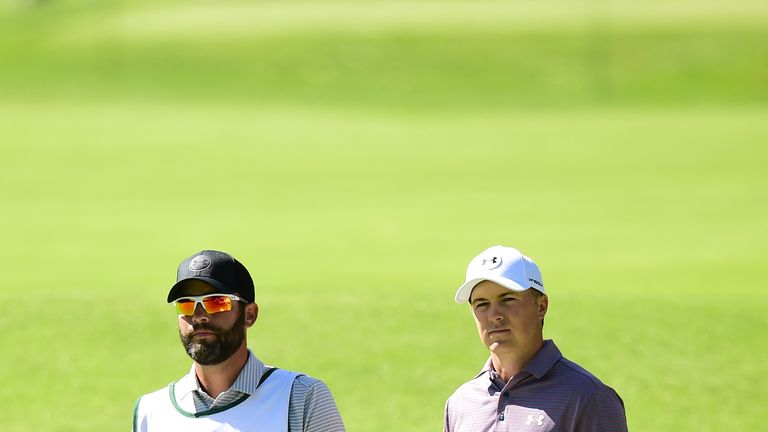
166,277,233,303
454,276,530,304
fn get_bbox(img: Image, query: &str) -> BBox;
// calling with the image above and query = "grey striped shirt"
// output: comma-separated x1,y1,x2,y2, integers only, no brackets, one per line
444,340,627,432
173,350,345,432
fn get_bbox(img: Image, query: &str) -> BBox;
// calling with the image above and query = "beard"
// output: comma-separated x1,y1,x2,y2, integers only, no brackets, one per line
179,310,246,365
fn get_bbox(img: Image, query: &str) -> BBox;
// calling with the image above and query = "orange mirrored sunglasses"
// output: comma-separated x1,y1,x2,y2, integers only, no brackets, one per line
174,294,246,316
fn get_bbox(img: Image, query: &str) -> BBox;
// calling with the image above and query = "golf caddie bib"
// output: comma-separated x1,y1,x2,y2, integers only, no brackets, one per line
134,368,299,432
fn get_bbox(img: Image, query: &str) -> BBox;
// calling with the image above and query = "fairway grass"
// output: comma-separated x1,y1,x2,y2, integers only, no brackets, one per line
44,0,768,41
1,0,766,430
2,0,767,107
1,101,766,431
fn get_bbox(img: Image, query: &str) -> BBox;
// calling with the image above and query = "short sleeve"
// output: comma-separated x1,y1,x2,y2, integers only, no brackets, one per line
576,386,628,431
290,377,346,432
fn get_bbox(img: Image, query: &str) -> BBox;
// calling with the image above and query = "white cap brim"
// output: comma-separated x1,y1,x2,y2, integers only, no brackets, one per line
454,276,531,304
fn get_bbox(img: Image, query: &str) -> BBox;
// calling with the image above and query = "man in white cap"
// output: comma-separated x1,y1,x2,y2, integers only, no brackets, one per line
444,245,627,432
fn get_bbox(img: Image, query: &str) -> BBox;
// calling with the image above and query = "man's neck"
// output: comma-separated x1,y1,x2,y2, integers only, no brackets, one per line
194,346,249,399
490,339,544,382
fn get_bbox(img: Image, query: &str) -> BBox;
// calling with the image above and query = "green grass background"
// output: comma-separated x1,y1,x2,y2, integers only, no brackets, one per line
1,0,766,431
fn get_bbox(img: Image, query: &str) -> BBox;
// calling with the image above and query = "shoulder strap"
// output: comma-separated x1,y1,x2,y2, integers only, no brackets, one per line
258,367,278,387
258,367,297,432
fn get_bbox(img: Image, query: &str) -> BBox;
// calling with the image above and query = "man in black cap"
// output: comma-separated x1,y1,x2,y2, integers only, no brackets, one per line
133,250,345,432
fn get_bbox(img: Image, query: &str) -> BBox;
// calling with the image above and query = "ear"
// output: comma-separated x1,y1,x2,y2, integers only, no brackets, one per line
537,294,548,319
245,303,259,327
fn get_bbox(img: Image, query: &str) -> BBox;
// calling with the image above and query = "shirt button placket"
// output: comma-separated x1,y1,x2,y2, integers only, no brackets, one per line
497,388,509,427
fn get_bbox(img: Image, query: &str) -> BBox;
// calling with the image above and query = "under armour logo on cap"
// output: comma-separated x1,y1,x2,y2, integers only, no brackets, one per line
189,255,212,271
480,255,503,270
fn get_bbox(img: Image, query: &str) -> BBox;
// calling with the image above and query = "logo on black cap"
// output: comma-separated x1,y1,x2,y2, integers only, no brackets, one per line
189,255,212,271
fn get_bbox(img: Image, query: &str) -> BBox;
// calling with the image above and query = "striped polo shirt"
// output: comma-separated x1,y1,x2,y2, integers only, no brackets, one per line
444,340,627,432
160,350,345,432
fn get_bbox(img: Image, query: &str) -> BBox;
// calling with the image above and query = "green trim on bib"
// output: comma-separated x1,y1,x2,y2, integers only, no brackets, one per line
169,383,250,418
132,397,141,432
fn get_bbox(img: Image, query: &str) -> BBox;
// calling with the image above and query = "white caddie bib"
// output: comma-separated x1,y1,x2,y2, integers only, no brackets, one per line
134,368,299,432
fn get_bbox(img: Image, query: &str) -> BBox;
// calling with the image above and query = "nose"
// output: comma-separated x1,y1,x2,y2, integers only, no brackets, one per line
191,302,210,323
489,303,504,322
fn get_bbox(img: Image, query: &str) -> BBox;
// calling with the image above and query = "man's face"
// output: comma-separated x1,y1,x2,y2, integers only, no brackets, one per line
175,280,249,365
469,281,547,356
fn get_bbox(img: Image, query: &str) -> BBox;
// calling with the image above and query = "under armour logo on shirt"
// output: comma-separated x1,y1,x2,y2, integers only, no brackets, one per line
526,414,544,427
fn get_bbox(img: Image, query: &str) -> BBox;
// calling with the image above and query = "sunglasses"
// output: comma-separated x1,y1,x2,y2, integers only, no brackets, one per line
174,294,246,316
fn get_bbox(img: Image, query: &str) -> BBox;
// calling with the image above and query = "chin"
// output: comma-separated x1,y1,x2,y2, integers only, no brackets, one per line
488,341,514,353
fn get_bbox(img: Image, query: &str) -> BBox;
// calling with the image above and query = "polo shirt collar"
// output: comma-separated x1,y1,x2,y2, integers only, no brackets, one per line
478,339,563,381
523,339,562,379
229,350,267,394
174,350,267,399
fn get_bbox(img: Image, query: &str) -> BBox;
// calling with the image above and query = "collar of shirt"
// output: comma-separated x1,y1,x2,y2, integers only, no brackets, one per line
174,350,268,406
477,339,563,386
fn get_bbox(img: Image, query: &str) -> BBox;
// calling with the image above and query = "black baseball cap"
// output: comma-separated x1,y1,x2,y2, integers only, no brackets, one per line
167,250,255,303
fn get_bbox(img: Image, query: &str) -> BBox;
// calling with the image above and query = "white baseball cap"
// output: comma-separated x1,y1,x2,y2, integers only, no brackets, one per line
454,245,545,303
